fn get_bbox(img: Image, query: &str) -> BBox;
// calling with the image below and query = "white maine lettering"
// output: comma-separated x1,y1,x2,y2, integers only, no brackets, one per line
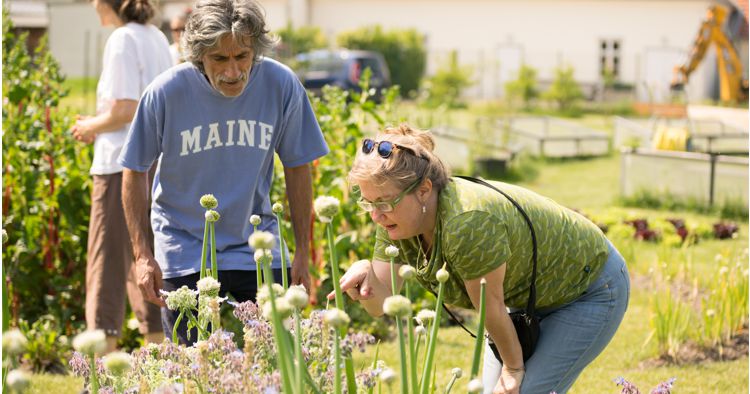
178,119,273,157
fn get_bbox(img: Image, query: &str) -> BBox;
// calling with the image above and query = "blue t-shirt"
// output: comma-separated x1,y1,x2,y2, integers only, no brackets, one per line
118,59,329,279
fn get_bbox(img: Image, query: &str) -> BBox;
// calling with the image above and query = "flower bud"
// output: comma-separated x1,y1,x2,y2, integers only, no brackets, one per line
205,210,220,222
249,231,276,251
5,369,31,392
263,298,293,320
162,286,198,311
415,309,436,324
415,325,427,336
249,215,261,226
272,202,284,214
197,277,221,296
451,367,463,378
380,368,396,384
254,248,273,264
467,378,483,393
285,285,309,309
399,265,416,280
436,264,450,283
314,196,340,222
383,295,412,317
385,245,399,258
103,351,132,376
2,329,27,356
199,194,218,209
2,229,8,244
323,308,351,328
72,329,107,355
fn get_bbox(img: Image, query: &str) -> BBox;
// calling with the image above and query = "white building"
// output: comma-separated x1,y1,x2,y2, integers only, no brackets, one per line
30,0,750,102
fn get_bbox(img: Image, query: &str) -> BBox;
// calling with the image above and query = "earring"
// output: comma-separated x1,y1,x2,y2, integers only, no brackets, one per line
422,205,426,214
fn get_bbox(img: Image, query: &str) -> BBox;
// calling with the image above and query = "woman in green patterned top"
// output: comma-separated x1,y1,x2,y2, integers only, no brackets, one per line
335,124,630,394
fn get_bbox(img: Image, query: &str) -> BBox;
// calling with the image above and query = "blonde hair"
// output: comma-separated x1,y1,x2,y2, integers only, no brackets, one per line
348,124,450,191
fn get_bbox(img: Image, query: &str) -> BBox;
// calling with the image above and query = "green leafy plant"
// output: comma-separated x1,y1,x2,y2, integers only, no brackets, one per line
419,50,474,109
274,23,328,64
337,25,426,96
505,64,539,110
543,65,584,113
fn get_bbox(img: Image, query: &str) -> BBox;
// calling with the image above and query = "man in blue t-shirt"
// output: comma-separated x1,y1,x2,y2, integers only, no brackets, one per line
118,0,329,344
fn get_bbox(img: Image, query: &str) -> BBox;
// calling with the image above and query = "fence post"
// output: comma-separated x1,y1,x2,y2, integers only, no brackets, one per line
709,153,718,207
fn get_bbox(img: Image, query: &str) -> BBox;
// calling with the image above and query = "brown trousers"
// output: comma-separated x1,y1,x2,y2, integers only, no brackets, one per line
85,172,161,336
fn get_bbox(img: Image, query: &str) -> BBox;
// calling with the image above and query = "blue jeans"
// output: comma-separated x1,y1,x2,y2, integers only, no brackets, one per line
161,268,287,345
482,241,630,394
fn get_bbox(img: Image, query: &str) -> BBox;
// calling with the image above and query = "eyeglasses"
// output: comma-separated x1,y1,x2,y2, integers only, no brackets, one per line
171,27,185,32
362,138,417,159
357,178,422,213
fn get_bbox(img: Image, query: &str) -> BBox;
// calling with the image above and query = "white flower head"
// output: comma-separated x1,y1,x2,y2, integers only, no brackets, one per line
103,351,132,376
415,325,427,336
197,276,221,296
383,295,412,317
2,229,7,244
467,378,483,393
249,215,262,226
204,209,220,222
380,368,397,384
285,285,309,309
719,266,729,275
254,248,273,264
385,245,399,258
314,196,340,222
127,317,140,331
323,308,351,328
72,329,107,355
5,369,31,392
248,231,276,251
199,194,218,209
256,283,285,306
162,286,198,311
272,202,284,214
2,329,28,356
451,367,463,378
706,309,716,317
262,298,293,320
436,264,450,283
399,265,416,280
416,309,436,323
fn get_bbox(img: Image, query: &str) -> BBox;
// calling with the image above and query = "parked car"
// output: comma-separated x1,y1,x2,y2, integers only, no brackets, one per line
295,49,391,99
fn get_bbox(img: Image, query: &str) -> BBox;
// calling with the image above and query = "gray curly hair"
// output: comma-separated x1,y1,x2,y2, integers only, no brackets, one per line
181,0,277,72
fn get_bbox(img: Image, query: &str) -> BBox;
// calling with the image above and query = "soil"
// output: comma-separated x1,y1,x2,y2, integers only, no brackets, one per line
640,327,749,367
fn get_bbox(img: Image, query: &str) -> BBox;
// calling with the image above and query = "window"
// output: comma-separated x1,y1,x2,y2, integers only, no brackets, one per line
599,39,621,79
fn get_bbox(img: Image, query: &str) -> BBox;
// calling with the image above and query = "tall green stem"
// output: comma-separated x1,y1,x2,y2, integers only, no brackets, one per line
262,259,294,394
89,354,100,394
470,279,487,378
419,280,445,394
276,212,289,289
406,281,418,394
395,318,409,394
326,223,357,393
295,310,303,393
333,329,342,394
200,219,209,278
210,222,218,279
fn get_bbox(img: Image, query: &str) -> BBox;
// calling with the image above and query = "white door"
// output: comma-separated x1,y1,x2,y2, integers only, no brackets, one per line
496,45,523,98
640,47,686,103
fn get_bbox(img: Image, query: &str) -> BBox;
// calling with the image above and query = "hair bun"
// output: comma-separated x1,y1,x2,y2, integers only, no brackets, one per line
383,123,436,153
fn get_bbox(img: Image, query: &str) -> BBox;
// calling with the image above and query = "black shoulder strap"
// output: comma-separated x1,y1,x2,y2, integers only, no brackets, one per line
439,175,539,338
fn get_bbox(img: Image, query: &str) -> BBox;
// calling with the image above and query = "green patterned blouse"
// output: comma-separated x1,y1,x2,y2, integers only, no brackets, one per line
373,177,609,310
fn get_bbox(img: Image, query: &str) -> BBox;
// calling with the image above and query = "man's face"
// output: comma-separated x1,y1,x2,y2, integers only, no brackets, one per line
202,34,254,97
170,19,185,44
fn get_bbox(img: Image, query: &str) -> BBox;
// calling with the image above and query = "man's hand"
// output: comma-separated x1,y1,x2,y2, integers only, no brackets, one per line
493,366,524,394
290,250,311,291
71,115,96,144
136,256,166,307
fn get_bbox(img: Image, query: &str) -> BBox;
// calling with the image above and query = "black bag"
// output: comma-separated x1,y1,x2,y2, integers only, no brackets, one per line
445,176,541,363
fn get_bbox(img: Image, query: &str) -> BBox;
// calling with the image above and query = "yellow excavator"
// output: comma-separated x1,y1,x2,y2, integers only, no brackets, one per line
670,4,748,104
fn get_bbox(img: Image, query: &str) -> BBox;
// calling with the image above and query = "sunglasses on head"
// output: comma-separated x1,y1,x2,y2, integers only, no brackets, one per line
362,138,418,159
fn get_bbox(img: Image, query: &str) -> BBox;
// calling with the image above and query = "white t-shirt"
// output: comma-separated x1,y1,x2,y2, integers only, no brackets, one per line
91,22,172,175
168,43,182,66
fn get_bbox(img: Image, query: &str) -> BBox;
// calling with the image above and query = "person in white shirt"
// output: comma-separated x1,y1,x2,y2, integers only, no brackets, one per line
71,0,172,353
168,8,191,65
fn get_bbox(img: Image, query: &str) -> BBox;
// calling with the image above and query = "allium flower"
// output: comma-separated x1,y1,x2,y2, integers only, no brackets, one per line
451,367,463,378
197,276,221,296
256,283,285,306
323,308,351,328
205,210,220,222
262,298,292,320
313,196,340,222
467,378,483,393
248,231,276,250
383,295,412,317
72,329,107,355
162,286,198,311
2,329,28,356
415,325,427,336
285,285,309,309
254,249,273,264
5,369,31,392
272,202,284,214
249,215,262,226
436,266,450,283
399,265,416,280
103,351,132,375
384,245,399,258
415,309,436,324
200,194,218,209
379,368,396,384
2,229,7,244
126,317,140,331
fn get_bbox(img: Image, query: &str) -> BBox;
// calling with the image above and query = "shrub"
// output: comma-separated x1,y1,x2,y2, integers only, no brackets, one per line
337,25,426,96
274,23,328,63
2,11,90,334
419,50,474,109
543,65,584,112
505,64,539,110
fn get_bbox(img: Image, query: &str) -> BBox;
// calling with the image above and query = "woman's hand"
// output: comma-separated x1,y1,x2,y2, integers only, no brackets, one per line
328,259,375,301
493,365,524,394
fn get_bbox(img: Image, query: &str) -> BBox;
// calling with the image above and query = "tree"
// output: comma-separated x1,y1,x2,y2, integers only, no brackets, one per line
544,65,584,111
505,64,539,110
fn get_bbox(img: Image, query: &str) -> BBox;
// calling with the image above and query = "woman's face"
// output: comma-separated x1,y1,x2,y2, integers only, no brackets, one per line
92,0,120,27
358,179,426,240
